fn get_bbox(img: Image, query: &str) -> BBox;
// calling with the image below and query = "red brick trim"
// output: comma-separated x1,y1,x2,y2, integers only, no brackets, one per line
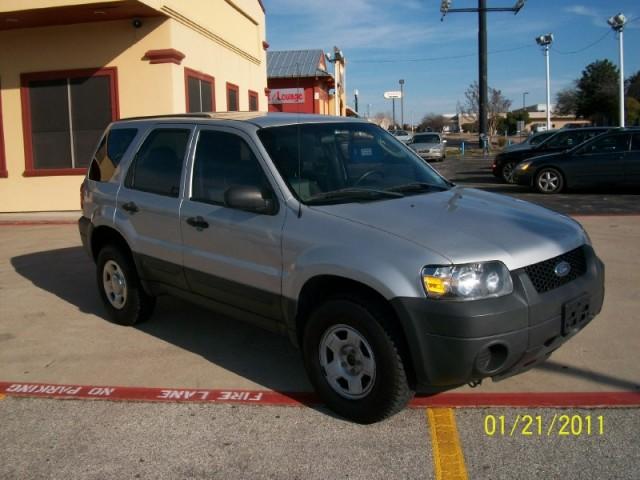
184,68,216,112
0,79,6,178
144,49,186,65
20,67,119,177
264,87,271,96
248,90,259,111
226,82,240,111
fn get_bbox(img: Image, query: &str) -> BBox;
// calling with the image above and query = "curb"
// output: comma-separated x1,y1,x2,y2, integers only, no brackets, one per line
2,382,639,408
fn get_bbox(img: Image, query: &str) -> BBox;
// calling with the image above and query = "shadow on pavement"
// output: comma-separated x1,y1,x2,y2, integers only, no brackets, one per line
535,361,640,391
10,247,312,396
11,247,639,404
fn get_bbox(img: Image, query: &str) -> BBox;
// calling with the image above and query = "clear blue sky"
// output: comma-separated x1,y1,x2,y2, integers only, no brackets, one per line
264,0,640,121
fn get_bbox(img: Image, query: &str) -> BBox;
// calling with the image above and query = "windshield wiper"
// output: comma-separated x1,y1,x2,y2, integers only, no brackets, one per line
306,188,404,205
386,182,448,194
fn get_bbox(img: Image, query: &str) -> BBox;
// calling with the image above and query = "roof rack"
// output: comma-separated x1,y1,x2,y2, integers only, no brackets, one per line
121,113,214,121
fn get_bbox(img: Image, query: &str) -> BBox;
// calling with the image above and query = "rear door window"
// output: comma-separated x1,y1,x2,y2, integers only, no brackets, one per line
88,128,138,182
126,129,190,197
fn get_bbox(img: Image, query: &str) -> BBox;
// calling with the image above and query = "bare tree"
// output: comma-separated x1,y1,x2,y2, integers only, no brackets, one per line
462,81,512,136
418,113,448,132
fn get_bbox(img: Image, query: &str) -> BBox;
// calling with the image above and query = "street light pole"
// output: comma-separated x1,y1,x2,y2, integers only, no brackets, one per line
392,98,396,128
536,34,553,130
440,0,526,146
608,13,627,127
354,89,359,115
399,79,405,128
522,91,529,111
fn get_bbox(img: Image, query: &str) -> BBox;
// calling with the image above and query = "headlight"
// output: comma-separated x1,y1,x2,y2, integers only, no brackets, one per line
422,261,513,301
518,161,531,171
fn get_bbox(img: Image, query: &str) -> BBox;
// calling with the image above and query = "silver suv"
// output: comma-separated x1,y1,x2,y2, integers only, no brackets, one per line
79,113,604,423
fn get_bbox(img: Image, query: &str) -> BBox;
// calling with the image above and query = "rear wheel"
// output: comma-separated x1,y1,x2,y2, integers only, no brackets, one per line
302,297,414,423
534,167,564,194
96,245,155,325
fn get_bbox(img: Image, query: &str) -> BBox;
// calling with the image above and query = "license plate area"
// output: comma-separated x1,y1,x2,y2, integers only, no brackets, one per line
562,293,590,335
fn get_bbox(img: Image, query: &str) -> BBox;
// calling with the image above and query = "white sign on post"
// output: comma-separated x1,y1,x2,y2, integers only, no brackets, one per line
384,91,402,99
269,88,305,104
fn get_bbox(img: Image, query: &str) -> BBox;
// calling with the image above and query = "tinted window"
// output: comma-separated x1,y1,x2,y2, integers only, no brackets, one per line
127,129,190,197
631,134,640,151
191,130,270,205
578,134,630,155
27,74,114,170
227,85,239,111
88,128,138,182
546,130,602,149
187,76,214,113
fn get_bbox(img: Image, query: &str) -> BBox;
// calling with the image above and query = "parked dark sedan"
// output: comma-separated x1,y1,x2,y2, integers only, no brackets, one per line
493,127,611,183
513,128,640,193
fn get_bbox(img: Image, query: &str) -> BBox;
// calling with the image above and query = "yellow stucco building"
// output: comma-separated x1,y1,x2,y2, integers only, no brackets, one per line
0,0,268,212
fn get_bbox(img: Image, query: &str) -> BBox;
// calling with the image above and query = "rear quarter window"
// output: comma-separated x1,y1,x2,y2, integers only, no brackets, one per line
88,128,138,182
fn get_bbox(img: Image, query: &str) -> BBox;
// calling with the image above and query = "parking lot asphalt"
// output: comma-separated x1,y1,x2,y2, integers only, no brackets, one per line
1,162,639,478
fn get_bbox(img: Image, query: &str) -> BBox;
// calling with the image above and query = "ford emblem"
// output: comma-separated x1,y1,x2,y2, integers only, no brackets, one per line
554,261,571,277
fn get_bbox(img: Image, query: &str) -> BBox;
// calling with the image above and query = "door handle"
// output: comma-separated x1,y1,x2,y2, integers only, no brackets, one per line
186,216,209,230
122,201,139,214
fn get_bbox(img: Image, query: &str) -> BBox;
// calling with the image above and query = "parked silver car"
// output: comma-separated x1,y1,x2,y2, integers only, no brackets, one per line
409,132,447,161
389,129,413,144
79,113,604,423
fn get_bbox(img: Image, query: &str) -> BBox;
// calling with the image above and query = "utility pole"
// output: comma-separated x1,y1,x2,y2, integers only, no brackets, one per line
354,89,359,114
392,98,396,128
522,91,528,111
608,13,627,127
440,0,526,146
399,79,405,128
536,34,553,130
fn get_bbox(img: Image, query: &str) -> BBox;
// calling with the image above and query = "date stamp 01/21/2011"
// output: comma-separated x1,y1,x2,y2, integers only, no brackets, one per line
483,413,605,437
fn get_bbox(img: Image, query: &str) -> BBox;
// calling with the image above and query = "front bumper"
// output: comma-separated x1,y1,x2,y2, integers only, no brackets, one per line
416,150,444,159
513,170,534,186
391,245,605,392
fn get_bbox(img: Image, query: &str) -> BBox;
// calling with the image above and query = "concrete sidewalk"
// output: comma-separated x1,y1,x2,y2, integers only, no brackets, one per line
0,216,638,396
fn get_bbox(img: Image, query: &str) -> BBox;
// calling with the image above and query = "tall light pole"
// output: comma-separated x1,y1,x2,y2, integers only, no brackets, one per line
536,33,553,130
608,13,627,127
522,91,529,111
354,89,359,115
440,0,526,146
399,79,405,128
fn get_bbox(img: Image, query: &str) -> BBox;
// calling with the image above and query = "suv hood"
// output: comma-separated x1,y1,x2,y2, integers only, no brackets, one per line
312,187,586,270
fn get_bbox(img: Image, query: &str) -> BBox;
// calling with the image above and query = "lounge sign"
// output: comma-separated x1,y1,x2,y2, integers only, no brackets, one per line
269,88,305,104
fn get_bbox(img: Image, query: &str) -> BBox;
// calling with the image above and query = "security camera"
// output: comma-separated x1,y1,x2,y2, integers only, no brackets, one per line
132,18,143,29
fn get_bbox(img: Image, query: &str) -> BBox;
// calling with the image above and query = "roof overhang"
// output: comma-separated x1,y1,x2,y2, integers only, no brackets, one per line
0,0,160,31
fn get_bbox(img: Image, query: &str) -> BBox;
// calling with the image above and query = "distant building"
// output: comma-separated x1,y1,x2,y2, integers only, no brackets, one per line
0,0,267,213
516,104,590,132
267,49,345,115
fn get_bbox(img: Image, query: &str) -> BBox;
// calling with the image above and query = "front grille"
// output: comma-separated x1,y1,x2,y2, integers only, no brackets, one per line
525,246,587,294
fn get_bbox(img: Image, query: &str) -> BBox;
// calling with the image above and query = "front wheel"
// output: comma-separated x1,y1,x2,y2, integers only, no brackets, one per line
302,297,414,423
534,167,564,194
501,161,516,183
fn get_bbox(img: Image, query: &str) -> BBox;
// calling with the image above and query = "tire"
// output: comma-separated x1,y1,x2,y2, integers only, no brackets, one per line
534,167,564,194
501,161,516,184
96,245,155,326
302,297,414,424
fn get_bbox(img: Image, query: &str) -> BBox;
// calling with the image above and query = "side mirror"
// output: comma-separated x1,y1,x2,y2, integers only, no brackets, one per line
224,185,276,215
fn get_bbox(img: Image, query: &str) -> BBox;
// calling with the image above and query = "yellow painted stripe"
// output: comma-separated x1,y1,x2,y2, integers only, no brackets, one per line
427,408,469,480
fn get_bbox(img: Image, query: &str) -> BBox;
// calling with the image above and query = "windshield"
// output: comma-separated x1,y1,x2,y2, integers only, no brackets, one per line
257,122,450,205
529,131,553,145
392,130,409,136
413,134,440,144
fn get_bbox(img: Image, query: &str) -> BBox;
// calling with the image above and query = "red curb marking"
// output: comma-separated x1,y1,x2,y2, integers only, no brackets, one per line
1,382,639,408
0,221,76,226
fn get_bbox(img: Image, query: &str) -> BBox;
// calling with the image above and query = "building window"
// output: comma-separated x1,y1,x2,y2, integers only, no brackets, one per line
21,68,118,177
0,79,6,178
184,68,215,113
226,82,240,111
248,90,259,112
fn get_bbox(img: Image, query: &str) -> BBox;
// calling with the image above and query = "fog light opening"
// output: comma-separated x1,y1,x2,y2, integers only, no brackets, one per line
475,343,509,374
